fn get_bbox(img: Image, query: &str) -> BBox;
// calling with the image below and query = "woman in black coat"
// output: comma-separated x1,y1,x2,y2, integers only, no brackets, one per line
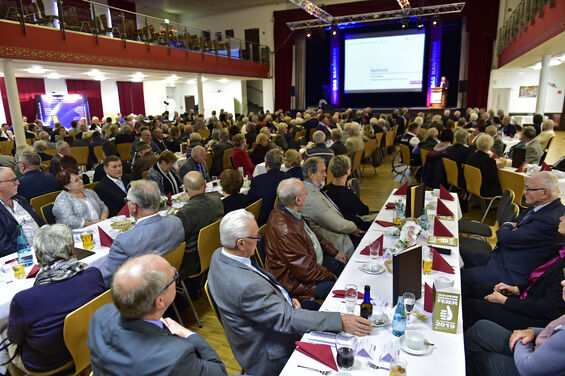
465,134,502,197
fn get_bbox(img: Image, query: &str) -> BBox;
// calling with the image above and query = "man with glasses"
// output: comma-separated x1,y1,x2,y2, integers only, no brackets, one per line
100,180,184,287
88,254,227,376
0,167,44,256
462,171,565,291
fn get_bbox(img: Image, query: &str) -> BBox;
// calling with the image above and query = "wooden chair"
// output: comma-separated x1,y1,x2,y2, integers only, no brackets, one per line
442,158,461,191
161,242,188,325
70,146,89,167
294,129,305,141
222,148,234,171
206,151,213,172
117,143,133,162
84,182,98,190
204,279,222,324
45,149,57,157
92,145,104,163
40,203,56,225
0,140,14,155
197,128,210,140
326,168,335,185
375,132,384,149
253,224,267,269
361,138,378,175
498,168,527,209
245,198,262,223
385,127,397,149
63,290,112,375
463,164,502,222
31,190,61,223
351,150,363,178
420,148,429,166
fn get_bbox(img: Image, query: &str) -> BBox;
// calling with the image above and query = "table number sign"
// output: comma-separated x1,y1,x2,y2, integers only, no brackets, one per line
432,291,460,334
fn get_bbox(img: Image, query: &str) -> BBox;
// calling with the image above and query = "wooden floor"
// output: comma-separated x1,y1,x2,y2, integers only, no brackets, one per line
180,131,565,374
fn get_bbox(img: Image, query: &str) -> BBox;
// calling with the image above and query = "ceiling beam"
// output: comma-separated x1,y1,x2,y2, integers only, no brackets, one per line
287,0,334,24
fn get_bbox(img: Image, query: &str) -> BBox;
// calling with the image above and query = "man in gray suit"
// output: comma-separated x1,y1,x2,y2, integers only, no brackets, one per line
301,157,364,257
523,126,543,165
179,145,210,182
89,254,227,376
208,209,372,376
101,180,185,287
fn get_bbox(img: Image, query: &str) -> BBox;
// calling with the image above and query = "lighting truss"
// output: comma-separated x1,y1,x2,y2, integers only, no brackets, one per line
286,2,465,31
287,0,333,23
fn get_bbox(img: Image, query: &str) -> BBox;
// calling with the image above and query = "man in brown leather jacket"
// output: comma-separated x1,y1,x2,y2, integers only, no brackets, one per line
264,178,347,309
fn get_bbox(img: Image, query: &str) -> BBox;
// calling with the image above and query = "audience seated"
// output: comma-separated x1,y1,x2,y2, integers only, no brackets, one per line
444,129,473,189
536,119,555,150
32,140,52,161
131,141,158,179
147,150,182,196
94,156,131,217
16,151,58,201
329,128,348,156
230,134,254,179
93,141,132,182
399,122,421,166
179,145,210,182
208,209,372,376
522,126,544,165
220,169,249,214
249,133,272,165
419,127,439,151
465,134,502,197
284,149,303,180
501,116,516,137
305,130,334,166
100,180,184,286
88,254,227,376
210,129,233,177
344,122,364,158
7,224,105,374
273,123,289,151
49,141,71,175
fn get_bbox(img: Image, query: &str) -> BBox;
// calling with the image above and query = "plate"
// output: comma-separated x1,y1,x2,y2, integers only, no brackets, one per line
372,314,389,327
399,335,433,355
359,263,385,275
110,221,133,232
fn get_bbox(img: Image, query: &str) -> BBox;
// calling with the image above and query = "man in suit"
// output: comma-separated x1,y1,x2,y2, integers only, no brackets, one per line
522,126,543,165
210,129,232,177
16,151,58,201
89,254,227,376
208,209,372,376
302,113,319,142
486,125,504,156
439,75,449,89
131,129,152,160
100,180,185,287
305,131,334,166
49,141,71,175
93,141,132,182
444,129,473,189
94,156,131,217
179,145,210,182
462,172,565,291
329,129,348,156
536,119,555,151
246,149,290,226
301,157,363,257
151,128,168,154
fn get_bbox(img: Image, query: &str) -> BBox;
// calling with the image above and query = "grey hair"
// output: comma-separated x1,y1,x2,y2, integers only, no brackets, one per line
121,125,132,134
522,126,536,139
277,123,287,132
55,141,68,153
328,155,351,178
331,128,342,140
347,122,361,136
475,134,494,152
303,157,324,178
18,151,41,166
220,209,255,249
454,129,469,145
190,133,202,142
33,224,74,267
111,254,169,319
543,119,554,130
470,113,478,121
127,180,160,211
312,130,326,144
218,128,229,140
485,125,497,135
531,171,560,196
414,116,424,126
33,140,48,153
277,178,303,206
265,149,283,170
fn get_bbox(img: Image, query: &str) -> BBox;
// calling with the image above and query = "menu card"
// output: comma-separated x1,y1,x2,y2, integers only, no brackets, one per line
392,245,422,302
405,184,425,219
432,291,460,334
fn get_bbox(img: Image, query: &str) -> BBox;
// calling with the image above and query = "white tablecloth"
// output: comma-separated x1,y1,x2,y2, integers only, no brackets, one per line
280,190,465,376
501,136,521,152
252,162,289,177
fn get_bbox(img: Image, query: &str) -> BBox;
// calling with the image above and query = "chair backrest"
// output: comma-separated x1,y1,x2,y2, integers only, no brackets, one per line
463,164,483,198
93,145,104,163
399,144,411,167
83,182,98,190
45,149,57,157
70,146,89,167
254,223,267,269
197,128,210,140
162,241,186,271
245,198,262,223
497,189,518,224
294,129,305,141
193,218,222,278
351,149,363,173
363,138,377,159
420,148,429,166
309,128,316,140
117,143,133,162
347,178,360,198
375,132,384,148
30,190,62,222
0,140,14,155
63,290,112,375
385,130,396,148
41,203,56,225
222,148,234,171
442,158,459,189
206,151,213,171
204,280,222,325
498,168,527,208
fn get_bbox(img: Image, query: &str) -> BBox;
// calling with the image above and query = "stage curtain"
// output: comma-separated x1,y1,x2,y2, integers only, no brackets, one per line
0,77,45,125
66,79,104,120
116,81,145,116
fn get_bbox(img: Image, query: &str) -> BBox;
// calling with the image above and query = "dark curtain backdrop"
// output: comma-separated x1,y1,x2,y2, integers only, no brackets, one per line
66,79,103,120
108,0,136,28
0,77,45,125
116,82,145,116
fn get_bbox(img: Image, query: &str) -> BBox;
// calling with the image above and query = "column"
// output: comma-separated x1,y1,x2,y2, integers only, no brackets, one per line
535,54,551,115
2,59,25,147
196,73,205,117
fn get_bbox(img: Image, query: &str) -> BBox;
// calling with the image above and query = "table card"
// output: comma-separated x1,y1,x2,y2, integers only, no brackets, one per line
357,337,377,360
432,291,460,334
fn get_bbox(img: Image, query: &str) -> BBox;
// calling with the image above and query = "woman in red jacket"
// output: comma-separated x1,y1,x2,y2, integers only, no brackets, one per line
231,134,255,179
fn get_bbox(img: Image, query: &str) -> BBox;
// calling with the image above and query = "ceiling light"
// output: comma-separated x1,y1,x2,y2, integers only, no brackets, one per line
86,69,102,77
164,19,169,24
549,59,562,66
201,77,208,82
417,18,424,29
432,14,440,26
94,76,106,81
218,78,229,83
401,17,409,29
186,79,196,84
0,72,4,77
46,73,62,79
26,66,46,74
166,74,179,81
130,72,146,79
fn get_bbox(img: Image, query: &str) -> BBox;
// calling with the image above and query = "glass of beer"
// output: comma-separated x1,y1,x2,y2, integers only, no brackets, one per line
80,232,94,250
422,247,433,275
13,264,25,279
390,358,407,376
335,333,357,370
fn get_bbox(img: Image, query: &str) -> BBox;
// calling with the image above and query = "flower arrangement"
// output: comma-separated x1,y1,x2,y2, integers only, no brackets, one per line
393,220,422,252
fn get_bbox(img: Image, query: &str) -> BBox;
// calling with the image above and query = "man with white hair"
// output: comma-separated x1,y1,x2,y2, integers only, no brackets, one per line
179,145,210,182
305,130,334,165
273,123,289,151
344,122,364,157
536,119,555,150
208,209,372,376
462,171,565,290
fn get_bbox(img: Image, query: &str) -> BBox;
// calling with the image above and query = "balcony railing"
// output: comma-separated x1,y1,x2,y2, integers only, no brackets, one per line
496,0,555,55
0,0,271,65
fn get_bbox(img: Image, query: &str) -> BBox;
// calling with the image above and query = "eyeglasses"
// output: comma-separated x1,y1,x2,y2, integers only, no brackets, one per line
0,177,18,184
242,234,263,241
525,187,546,192
158,268,179,296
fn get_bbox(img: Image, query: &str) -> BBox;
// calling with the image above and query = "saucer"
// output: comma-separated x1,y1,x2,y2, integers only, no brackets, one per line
359,263,385,275
399,335,433,355
372,314,389,327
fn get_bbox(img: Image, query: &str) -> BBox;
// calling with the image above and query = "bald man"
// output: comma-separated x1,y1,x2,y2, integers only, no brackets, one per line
88,254,227,375
179,145,210,182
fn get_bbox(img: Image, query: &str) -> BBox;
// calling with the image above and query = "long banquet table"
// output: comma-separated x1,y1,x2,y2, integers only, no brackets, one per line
280,189,465,376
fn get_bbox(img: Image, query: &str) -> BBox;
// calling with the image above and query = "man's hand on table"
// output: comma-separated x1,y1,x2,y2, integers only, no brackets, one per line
335,252,348,264
341,314,372,336
494,283,520,296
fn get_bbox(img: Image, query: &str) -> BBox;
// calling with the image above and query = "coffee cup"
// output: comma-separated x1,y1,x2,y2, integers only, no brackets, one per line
404,330,425,350
432,188,440,197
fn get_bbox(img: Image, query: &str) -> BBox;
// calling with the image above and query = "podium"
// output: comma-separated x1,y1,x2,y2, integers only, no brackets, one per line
430,87,447,108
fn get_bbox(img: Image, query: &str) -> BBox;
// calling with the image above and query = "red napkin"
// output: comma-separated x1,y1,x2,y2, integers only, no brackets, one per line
98,227,114,247
332,289,364,300
166,192,173,207
375,220,394,227
436,199,454,217
433,217,454,238
424,282,436,313
515,163,526,173
117,203,131,218
492,151,500,159
393,182,408,195
385,204,396,210
26,264,40,279
360,235,383,255
439,184,454,201
541,161,552,171
295,342,338,372
431,246,454,274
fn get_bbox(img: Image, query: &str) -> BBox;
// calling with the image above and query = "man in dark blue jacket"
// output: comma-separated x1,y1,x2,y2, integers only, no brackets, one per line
16,151,58,201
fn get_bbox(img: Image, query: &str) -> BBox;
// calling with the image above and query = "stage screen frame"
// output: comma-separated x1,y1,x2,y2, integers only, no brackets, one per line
36,94,91,128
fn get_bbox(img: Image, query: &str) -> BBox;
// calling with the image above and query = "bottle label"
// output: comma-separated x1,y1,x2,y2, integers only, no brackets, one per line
17,248,34,267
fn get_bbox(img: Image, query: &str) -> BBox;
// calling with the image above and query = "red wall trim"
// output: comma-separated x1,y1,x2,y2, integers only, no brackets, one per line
0,22,269,78
498,1,565,67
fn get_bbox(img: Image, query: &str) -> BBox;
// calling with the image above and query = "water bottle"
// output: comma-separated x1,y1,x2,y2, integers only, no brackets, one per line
420,207,429,231
16,225,34,267
392,296,406,337
395,200,404,225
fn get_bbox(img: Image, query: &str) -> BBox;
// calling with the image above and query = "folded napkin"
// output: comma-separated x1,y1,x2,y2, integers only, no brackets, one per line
385,204,396,210
492,151,500,159
295,342,338,371
439,184,454,201
436,199,454,217
332,289,364,300
375,220,394,227
26,264,40,279
431,246,454,274
541,161,552,171
360,235,383,255
98,227,114,247
424,282,435,313
166,192,173,207
434,217,454,238
117,203,131,218
515,163,526,173
393,182,408,195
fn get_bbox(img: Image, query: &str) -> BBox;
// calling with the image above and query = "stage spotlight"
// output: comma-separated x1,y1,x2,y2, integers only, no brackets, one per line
331,23,338,36
417,20,424,29
401,17,408,29
306,30,312,38
432,14,440,26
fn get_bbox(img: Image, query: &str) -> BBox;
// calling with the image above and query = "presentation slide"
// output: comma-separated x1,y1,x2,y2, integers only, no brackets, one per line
344,30,426,93
36,94,90,128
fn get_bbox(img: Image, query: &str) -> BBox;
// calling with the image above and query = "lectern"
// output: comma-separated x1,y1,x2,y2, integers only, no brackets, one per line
430,87,447,108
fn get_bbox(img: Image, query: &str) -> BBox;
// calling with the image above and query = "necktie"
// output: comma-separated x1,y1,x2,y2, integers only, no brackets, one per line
518,209,534,226
197,163,203,176
251,261,293,305
116,179,126,193
162,323,172,335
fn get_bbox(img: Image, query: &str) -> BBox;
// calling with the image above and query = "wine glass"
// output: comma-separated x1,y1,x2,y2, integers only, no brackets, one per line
369,241,382,260
344,284,357,314
403,292,416,328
